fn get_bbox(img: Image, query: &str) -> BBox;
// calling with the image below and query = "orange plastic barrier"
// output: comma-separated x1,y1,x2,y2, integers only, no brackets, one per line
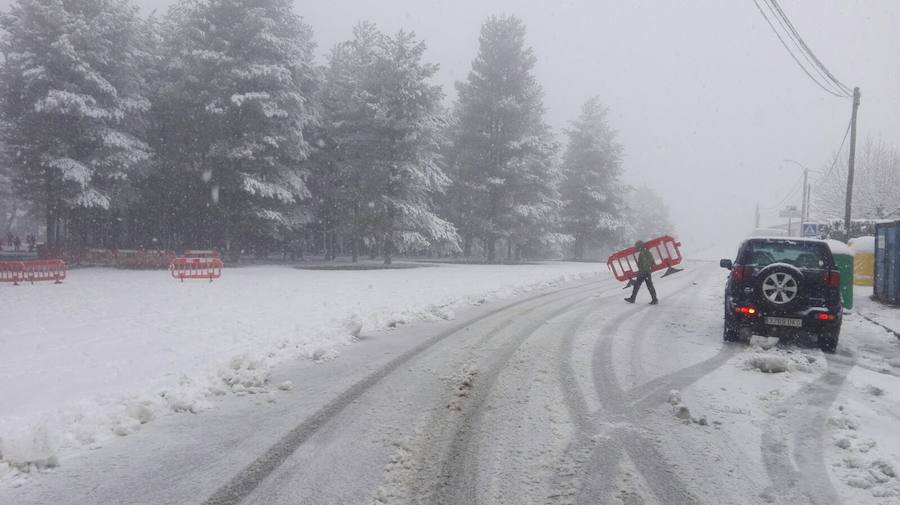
22,259,67,284
607,235,683,282
0,261,25,285
169,257,223,282
115,249,176,269
184,250,220,259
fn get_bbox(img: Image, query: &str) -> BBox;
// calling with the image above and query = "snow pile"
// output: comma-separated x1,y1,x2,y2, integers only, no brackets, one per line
668,389,708,426
747,354,789,373
0,262,601,476
743,344,823,375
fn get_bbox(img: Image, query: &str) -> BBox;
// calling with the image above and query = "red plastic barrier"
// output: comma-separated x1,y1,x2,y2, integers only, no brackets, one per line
22,259,67,284
169,257,223,282
184,250,220,259
607,235,683,282
0,261,25,285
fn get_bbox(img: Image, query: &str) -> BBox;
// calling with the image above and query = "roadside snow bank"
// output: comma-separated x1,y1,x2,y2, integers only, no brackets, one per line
0,262,602,477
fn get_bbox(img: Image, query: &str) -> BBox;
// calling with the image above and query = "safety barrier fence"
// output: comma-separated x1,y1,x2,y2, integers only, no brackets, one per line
0,259,67,285
169,257,224,282
38,247,194,269
184,250,220,259
607,235,684,283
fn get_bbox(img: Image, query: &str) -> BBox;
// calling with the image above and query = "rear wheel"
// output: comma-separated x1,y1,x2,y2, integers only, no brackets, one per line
818,328,839,353
723,313,739,342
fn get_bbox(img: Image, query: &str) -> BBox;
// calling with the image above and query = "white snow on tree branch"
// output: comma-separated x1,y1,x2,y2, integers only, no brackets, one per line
46,158,90,186
241,175,296,202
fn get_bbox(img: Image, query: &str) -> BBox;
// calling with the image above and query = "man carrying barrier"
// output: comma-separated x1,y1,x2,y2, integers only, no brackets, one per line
607,235,685,305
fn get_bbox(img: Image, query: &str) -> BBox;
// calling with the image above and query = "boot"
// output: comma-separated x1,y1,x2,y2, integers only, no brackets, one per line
649,299,659,305
624,297,635,304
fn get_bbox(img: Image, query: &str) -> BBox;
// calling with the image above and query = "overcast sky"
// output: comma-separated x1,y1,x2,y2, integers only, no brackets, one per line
8,0,899,256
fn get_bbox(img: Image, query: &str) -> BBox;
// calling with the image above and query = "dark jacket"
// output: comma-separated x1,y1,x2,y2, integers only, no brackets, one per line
635,241,653,274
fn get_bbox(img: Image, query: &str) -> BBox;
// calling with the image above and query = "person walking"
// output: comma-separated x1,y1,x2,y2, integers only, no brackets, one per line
13,235,21,252
625,240,658,305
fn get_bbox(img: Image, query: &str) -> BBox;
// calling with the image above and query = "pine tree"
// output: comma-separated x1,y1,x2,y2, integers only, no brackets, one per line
447,15,559,262
0,0,152,247
624,185,674,245
560,98,627,259
151,0,318,253
319,23,457,264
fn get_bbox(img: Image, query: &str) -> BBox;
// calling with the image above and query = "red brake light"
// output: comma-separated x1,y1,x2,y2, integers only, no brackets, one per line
824,271,840,288
817,313,836,321
736,306,758,316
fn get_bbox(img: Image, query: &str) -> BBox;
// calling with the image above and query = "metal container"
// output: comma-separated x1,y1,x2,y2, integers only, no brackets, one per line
874,221,900,305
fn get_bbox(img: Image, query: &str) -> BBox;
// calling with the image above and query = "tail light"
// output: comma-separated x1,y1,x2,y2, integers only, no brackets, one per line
732,266,753,282
817,313,836,321
824,270,840,288
735,306,758,316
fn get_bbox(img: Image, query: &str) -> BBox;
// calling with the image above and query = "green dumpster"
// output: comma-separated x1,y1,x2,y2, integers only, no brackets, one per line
825,240,854,310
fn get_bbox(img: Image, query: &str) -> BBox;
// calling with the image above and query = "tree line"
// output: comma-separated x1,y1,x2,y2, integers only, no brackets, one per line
0,0,672,263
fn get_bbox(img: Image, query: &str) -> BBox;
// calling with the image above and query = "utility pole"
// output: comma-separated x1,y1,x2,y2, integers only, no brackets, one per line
755,203,760,229
800,167,808,231
804,182,812,222
844,87,861,241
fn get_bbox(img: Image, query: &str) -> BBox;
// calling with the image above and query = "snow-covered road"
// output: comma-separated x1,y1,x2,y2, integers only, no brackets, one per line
3,262,900,504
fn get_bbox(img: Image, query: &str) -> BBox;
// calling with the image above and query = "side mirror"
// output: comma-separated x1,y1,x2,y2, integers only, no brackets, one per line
720,259,733,270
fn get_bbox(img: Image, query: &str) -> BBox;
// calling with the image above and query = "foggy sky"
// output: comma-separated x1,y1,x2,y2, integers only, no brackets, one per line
6,0,899,257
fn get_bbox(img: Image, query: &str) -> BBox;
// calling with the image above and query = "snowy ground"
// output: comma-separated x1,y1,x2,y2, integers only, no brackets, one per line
2,262,900,505
0,261,601,481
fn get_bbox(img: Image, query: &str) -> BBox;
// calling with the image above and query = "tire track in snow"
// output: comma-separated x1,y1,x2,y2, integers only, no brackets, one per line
760,351,857,505
199,278,609,505
550,269,716,505
423,285,632,505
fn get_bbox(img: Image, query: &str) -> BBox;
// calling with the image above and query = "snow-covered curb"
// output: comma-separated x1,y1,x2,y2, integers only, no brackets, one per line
0,263,602,484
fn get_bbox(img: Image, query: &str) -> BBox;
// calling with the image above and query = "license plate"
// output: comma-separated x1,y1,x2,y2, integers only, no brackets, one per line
765,317,803,328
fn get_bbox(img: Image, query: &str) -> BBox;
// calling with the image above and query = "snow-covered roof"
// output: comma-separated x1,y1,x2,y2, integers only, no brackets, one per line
849,236,876,254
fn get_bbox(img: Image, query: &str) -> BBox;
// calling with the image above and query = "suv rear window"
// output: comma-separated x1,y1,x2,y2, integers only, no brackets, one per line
739,241,831,269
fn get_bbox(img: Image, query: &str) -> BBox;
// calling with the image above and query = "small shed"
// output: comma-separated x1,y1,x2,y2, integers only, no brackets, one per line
874,221,900,305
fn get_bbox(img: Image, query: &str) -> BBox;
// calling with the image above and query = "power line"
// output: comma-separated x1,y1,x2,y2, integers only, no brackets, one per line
820,119,852,181
760,170,805,212
751,0,851,98
767,0,853,96
760,0,848,96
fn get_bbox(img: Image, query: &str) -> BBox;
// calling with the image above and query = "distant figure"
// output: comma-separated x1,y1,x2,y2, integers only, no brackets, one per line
13,235,21,252
27,234,36,252
5,232,12,249
625,240,659,305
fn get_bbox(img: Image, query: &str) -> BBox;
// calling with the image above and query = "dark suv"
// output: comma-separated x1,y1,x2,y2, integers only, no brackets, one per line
720,238,842,352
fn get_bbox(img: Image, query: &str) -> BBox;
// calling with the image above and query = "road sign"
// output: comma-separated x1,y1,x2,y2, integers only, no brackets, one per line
779,205,802,219
802,223,818,237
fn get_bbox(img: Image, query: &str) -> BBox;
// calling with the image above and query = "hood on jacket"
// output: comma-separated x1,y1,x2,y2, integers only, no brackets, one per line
635,240,645,249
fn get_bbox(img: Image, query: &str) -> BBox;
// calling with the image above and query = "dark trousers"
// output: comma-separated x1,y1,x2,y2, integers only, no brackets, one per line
630,272,657,301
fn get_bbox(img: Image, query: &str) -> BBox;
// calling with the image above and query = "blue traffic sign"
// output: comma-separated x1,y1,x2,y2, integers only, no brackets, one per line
802,223,818,237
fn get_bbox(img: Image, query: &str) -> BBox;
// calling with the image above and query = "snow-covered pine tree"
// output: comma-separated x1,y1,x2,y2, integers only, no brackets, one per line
319,23,457,264
447,15,559,262
152,0,318,253
560,97,628,259
0,0,152,248
313,22,385,262
623,185,674,246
